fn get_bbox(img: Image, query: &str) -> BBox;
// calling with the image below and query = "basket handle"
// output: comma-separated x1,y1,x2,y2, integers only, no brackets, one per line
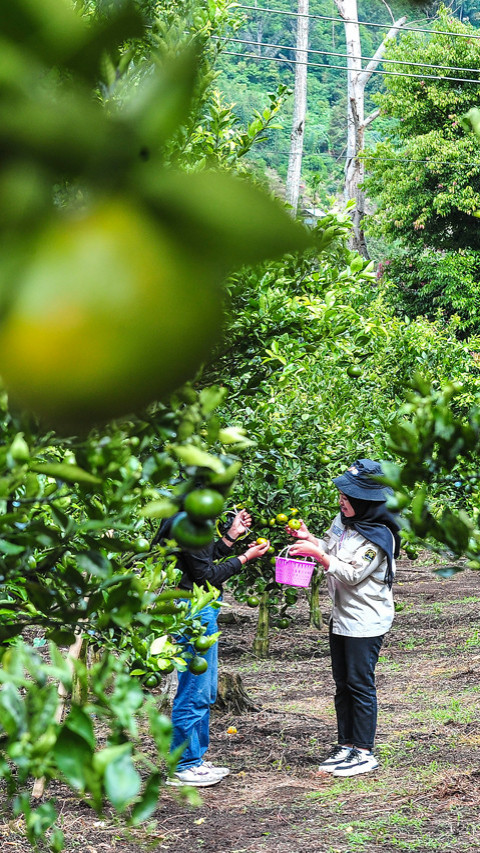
277,545,316,563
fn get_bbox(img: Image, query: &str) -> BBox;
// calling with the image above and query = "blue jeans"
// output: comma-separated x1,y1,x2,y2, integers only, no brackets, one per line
329,627,383,751
171,603,219,771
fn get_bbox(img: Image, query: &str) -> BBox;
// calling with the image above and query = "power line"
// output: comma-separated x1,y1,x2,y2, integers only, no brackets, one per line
222,48,480,85
218,34,480,76
256,151,480,167
236,3,480,42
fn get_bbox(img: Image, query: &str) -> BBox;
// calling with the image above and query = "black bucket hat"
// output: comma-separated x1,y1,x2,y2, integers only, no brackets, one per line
333,458,392,502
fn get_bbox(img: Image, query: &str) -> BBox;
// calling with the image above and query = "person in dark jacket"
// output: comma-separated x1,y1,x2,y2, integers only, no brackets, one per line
165,507,269,787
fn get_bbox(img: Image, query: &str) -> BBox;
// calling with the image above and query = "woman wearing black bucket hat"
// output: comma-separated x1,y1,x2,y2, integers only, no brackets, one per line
287,459,401,778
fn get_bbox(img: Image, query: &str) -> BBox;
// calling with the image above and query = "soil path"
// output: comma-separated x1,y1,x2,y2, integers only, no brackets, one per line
2,558,480,852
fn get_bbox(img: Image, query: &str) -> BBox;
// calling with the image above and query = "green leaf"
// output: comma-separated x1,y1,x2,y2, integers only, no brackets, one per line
76,551,110,577
104,748,141,812
140,499,178,519
29,462,101,485
54,729,92,791
0,683,27,736
0,540,24,556
170,445,225,473
92,743,131,776
64,705,95,750
460,107,480,137
129,47,199,148
199,386,228,414
139,170,314,271
130,773,161,826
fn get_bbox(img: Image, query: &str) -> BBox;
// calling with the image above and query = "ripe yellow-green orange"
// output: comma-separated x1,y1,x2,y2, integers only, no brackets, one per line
0,198,223,429
256,537,268,545
287,518,301,530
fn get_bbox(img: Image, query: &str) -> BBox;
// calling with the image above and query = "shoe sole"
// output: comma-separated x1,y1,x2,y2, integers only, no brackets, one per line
333,764,378,777
165,777,223,787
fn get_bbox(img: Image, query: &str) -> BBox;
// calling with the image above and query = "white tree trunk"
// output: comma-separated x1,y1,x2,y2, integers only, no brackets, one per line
285,0,309,214
334,0,406,256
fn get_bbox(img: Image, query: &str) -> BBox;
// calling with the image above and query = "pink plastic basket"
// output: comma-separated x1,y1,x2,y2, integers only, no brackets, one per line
275,547,315,587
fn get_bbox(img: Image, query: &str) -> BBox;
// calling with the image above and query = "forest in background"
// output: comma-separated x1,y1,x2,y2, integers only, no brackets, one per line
217,0,480,209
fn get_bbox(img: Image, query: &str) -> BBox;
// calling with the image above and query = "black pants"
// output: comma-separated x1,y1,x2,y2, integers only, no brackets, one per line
329,627,384,751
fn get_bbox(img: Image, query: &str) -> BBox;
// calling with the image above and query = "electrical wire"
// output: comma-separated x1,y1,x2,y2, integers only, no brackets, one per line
236,3,480,42
217,34,480,75
254,151,480,167
222,48,480,84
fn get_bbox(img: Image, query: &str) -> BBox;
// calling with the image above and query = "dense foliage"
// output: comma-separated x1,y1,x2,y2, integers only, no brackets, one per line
0,0,316,846
217,0,479,207
3,2,480,850
364,7,480,327
200,203,480,649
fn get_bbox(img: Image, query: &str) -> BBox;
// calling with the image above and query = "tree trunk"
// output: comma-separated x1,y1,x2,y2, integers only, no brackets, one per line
252,590,270,658
285,0,309,214
334,0,406,256
32,631,85,800
213,672,259,714
306,568,323,629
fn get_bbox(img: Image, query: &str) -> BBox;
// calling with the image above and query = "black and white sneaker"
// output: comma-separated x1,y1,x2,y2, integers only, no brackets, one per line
318,745,354,773
333,748,378,777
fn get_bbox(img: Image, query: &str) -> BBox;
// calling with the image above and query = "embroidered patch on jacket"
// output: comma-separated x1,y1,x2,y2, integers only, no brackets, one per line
364,548,377,562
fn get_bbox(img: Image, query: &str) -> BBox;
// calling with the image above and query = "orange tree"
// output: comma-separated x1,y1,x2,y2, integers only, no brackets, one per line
203,209,480,654
0,0,317,847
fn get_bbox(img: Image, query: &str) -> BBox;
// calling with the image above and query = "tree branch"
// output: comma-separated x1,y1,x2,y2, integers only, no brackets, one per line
359,16,407,89
364,108,380,128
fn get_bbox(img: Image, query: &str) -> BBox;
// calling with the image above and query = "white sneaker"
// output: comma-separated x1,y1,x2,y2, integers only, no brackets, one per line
332,748,379,777
165,764,223,787
318,745,354,773
202,760,230,778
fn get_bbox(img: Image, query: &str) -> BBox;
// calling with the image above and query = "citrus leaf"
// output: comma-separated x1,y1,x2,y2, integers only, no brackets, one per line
130,773,161,826
170,445,225,473
29,462,101,485
63,705,95,750
104,748,141,812
140,499,178,519
139,170,314,271
54,729,92,791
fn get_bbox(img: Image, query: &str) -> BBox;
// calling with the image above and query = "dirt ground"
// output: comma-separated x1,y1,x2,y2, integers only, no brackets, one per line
2,556,480,852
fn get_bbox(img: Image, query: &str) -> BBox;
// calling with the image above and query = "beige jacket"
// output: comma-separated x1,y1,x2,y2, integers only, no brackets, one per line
320,513,395,638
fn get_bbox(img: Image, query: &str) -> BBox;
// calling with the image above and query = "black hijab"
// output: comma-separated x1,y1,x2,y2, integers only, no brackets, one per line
340,496,401,589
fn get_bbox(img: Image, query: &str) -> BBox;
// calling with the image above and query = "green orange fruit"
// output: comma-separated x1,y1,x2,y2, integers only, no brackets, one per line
347,365,363,379
194,635,213,652
189,655,208,675
184,489,225,522
171,512,214,550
